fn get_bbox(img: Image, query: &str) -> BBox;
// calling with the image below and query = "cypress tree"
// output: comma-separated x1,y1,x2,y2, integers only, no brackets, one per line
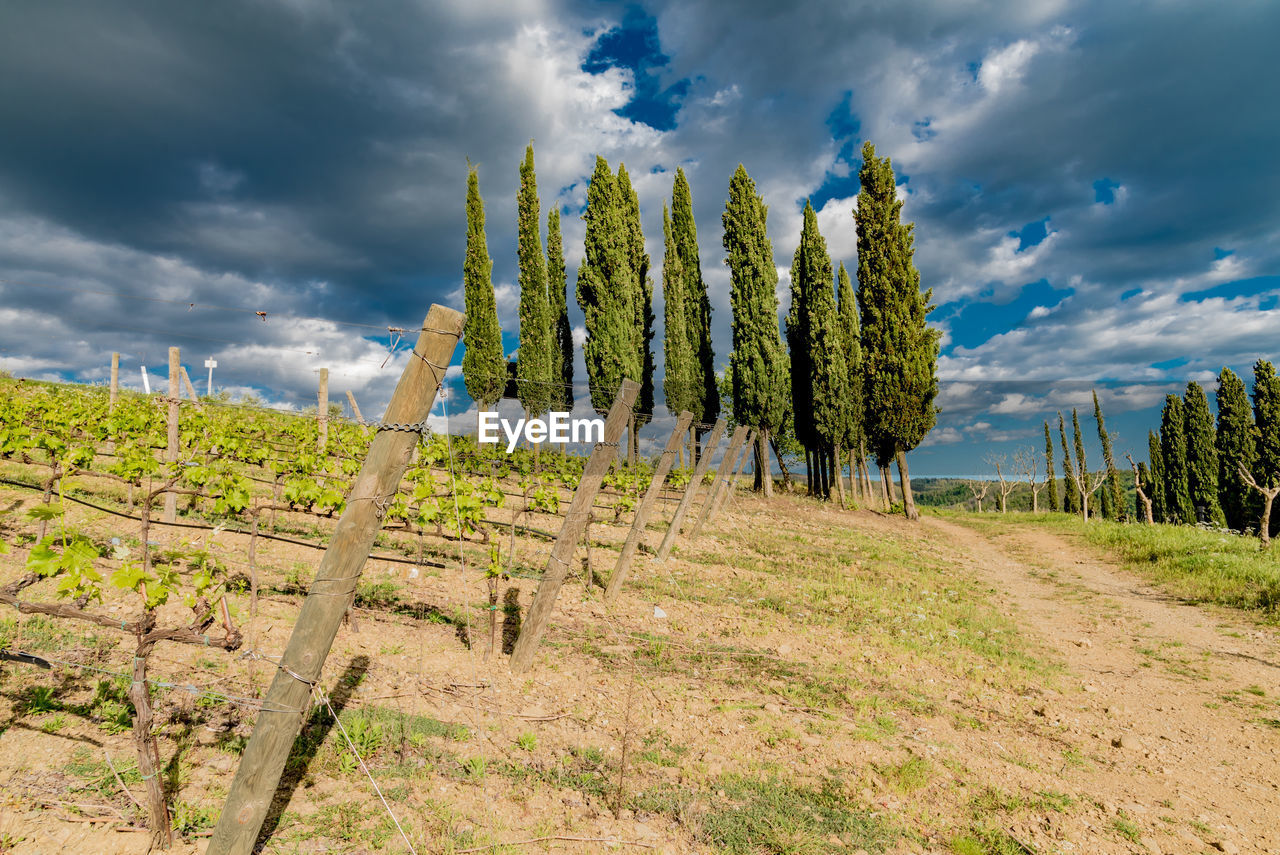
1183,381,1225,526
661,203,694,420
786,206,818,480
461,163,505,417
577,157,641,414
1252,360,1280,539
855,142,939,520
546,206,573,411
516,144,552,418
722,164,787,495
1216,367,1258,532
1059,413,1078,516
618,165,655,443
1043,421,1059,512
1072,408,1090,517
672,168,718,428
837,262,865,501
789,201,847,499
1148,430,1167,523
1093,391,1124,521
1160,394,1194,524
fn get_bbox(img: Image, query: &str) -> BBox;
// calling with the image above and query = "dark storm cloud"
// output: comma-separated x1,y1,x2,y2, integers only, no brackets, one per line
1,0,1277,473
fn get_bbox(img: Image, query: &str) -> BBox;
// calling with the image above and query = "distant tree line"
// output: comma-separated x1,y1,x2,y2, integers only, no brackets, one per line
459,142,939,518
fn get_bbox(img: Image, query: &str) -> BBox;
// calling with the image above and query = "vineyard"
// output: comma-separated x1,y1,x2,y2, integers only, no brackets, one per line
0,319,769,853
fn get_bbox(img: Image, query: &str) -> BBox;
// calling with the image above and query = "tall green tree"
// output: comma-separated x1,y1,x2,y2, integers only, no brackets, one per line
461,163,505,418
618,165,655,445
661,203,694,422
672,168,718,429
1216,367,1257,532
546,206,573,411
837,262,865,501
788,201,847,499
1072,408,1093,518
1058,413,1078,516
1183,381,1225,526
577,157,640,415
1160,394,1194,524
855,141,939,520
785,205,818,480
1092,391,1124,520
1148,430,1167,523
722,164,787,495
1251,360,1280,540
1043,421,1059,512
516,144,552,417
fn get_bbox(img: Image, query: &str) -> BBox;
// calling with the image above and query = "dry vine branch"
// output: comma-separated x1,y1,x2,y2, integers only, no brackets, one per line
1238,463,1280,547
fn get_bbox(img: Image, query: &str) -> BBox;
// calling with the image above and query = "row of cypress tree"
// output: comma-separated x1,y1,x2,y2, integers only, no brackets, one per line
459,143,939,517
1139,362,1280,540
1037,392,1124,520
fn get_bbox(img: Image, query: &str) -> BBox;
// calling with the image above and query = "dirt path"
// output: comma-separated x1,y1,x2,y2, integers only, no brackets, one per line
925,515,1280,855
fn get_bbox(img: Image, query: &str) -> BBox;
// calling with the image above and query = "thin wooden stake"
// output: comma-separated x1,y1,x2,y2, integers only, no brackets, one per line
346,389,364,423
604,410,694,603
689,425,748,541
509,379,639,673
109,352,119,410
163,347,179,524
206,305,463,855
708,428,754,523
654,419,726,562
179,366,204,411
317,367,329,453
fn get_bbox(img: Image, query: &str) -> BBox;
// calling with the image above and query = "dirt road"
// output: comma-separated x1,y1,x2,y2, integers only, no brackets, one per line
925,515,1280,855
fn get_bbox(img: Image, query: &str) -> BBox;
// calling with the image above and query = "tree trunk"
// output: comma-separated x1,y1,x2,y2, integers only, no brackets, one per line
757,429,773,497
1260,492,1277,548
771,436,793,491
878,465,890,509
834,444,847,507
895,449,919,520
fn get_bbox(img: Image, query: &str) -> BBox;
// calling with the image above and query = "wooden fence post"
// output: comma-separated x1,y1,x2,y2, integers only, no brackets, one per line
708,428,755,523
206,305,463,855
317,368,329,453
655,418,726,562
346,390,364,423
689,425,748,540
509,379,639,673
163,347,180,524
179,366,204,411
604,410,694,604
109,352,119,410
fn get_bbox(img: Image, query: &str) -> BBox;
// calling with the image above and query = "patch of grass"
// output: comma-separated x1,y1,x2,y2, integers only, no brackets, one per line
949,825,1030,855
515,732,537,751
961,513,1280,616
874,755,932,793
699,774,892,855
1112,814,1142,843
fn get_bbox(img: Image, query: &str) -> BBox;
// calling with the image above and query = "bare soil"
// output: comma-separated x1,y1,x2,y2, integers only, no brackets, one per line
2,490,1279,854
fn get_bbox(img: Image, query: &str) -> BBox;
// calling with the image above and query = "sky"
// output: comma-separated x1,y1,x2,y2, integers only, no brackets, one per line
1,0,1277,477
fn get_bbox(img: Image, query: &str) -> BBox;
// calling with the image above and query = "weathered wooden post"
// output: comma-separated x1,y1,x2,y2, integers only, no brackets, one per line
346,389,364,423
604,410,694,603
689,425,748,540
317,367,329,453
509,379,639,673
207,305,463,855
179,366,204,411
708,427,755,523
163,347,180,524
655,418,726,562
109,352,119,410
